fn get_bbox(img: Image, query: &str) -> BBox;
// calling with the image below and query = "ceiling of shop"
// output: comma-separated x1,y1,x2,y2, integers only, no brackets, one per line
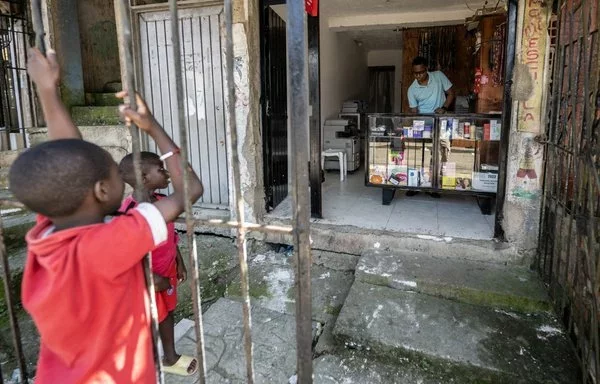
321,0,491,15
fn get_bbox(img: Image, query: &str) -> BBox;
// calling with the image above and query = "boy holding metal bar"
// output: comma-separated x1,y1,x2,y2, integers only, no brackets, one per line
8,48,203,383
117,145,198,376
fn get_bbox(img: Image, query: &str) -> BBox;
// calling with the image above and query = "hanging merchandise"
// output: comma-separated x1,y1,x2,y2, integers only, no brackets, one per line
418,26,456,70
491,22,506,86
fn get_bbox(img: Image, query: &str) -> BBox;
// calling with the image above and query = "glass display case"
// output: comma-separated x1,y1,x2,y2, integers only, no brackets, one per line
366,113,502,206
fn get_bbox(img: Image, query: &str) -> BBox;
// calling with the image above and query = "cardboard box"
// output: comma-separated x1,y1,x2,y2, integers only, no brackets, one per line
370,142,389,164
472,172,498,192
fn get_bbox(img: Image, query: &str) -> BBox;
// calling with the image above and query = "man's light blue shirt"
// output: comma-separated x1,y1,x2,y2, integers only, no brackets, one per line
407,71,453,113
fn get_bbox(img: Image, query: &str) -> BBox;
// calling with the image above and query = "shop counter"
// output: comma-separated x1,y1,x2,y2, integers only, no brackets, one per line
366,113,502,212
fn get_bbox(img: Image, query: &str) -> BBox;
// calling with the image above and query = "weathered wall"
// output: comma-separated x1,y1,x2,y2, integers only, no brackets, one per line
44,0,85,107
231,0,265,222
502,0,550,260
320,11,368,125
77,0,121,92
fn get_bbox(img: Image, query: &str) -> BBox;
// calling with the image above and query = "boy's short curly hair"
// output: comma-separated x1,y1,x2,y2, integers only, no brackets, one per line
118,151,161,187
412,56,428,67
9,139,115,217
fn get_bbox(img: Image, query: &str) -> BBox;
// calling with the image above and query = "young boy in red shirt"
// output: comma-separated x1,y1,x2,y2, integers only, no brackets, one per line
117,151,197,376
9,48,203,383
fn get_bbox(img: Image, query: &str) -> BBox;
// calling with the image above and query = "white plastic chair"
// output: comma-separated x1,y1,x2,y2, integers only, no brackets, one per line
321,149,347,181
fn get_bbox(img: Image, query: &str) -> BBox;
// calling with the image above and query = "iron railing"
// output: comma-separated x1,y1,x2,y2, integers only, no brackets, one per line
538,0,600,382
0,0,312,383
0,1,37,151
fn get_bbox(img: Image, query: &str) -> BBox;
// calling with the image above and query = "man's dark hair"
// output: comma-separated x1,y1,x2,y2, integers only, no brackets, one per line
118,151,161,187
412,56,428,67
9,139,114,217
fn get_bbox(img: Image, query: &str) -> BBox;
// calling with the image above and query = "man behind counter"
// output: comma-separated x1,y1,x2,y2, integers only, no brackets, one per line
406,56,455,197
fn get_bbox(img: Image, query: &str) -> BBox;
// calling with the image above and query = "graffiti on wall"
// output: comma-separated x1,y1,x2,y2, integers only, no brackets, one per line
511,137,543,200
516,0,550,133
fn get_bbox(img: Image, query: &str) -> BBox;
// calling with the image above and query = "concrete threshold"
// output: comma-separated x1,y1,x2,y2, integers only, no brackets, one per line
257,217,522,265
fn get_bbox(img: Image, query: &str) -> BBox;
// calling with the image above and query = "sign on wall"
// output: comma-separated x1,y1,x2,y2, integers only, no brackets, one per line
517,0,550,133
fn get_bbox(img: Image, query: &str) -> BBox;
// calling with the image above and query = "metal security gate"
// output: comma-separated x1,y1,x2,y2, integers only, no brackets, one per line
537,0,600,382
136,5,229,209
1,0,313,382
261,4,288,211
0,2,36,151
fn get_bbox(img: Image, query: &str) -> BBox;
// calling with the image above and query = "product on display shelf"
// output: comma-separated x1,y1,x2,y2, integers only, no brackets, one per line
408,168,419,186
455,175,472,190
413,120,425,131
369,165,387,184
442,176,456,189
472,172,498,192
420,168,432,187
484,123,491,140
389,150,404,165
490,120,501,140
388,166,408,186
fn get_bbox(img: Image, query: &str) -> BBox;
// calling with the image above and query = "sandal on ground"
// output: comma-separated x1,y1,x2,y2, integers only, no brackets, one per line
163,355,198,376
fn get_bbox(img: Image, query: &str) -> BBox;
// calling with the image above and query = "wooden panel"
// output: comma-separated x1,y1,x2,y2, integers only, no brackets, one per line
476,15,506,113
138,6,229,209
77,0,121,92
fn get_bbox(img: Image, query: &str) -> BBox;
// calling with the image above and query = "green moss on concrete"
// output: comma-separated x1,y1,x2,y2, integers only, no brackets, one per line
85,93,121,107
358,274,391,288
227,280,272,299
71,106,120,126
324,304,342,316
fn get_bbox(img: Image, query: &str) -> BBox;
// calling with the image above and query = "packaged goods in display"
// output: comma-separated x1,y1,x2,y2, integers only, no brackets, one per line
420,168,432,187
490,120,501,140
369,165,387,184
455,175,472,190
388,166,408,186
472,172,498,192
408,168,419,186
389,150,405,165
442,176,456,189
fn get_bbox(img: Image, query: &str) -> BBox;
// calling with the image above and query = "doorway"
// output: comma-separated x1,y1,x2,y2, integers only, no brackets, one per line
368,66,395,113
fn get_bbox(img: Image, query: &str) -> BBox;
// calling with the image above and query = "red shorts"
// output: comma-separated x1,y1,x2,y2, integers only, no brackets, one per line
155,261,178,323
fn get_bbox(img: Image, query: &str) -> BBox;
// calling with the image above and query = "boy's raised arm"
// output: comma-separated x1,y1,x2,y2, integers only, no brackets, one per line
117,92,203,223
27,48,82,140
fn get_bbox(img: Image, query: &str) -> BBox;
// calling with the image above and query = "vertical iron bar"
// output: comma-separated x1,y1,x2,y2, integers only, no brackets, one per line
287,0,313,382
114,1,163,382
307,14,322,218
168,1,208,382
30,0,45,54
223,1,255,382
0,216,28,384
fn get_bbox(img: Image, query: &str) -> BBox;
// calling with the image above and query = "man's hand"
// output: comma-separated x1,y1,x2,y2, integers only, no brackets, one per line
153,274,171,291
435,107,447,114
176,248,187,283
27,48,59,92
116,91,160,133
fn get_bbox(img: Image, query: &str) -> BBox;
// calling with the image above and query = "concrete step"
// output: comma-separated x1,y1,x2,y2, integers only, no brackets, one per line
333,281,579,383
166,298,317,384
357,250,551,313
85,92,121,107
71,106,120,126
258,218,523,265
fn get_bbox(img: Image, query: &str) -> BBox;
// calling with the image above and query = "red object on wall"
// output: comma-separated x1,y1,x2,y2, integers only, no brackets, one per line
305,0,318,16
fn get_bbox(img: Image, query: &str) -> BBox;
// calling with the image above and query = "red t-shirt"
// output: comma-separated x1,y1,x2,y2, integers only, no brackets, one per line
119,194,178,277
21,203,168,383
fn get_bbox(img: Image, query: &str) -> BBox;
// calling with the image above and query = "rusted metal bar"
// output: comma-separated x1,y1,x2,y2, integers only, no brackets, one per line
223,1,255,382
30,0,45,54
0,215,28,383
287,0,313,382
114,1,163,382
192,218,294,234
0,200,25,209
168,0,208,382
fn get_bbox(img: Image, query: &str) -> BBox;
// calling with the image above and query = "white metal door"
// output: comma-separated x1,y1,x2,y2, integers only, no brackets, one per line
138,6,229,209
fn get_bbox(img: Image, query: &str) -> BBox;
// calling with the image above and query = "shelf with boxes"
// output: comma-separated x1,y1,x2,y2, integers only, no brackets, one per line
366,113,502,206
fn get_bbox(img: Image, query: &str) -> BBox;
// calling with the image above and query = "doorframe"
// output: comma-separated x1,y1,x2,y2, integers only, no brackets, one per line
259,0,322,218
493,0,518,240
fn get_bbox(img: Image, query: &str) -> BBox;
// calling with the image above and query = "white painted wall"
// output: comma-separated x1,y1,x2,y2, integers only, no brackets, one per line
319,23,368,126
367,50,403,113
